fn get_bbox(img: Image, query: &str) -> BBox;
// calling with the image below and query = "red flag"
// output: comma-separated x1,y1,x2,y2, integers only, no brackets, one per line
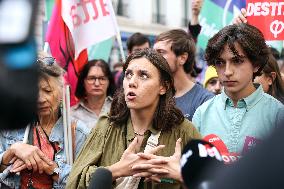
46,0,88,106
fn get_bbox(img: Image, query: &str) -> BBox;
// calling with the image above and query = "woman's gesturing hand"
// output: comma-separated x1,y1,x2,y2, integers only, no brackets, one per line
132,138,183,183
107,137,165,180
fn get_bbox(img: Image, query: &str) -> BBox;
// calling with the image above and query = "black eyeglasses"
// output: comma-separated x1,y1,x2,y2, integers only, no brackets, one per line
86,76,108,85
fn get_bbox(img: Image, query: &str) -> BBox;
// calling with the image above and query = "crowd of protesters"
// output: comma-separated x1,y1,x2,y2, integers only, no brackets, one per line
1,1,284,189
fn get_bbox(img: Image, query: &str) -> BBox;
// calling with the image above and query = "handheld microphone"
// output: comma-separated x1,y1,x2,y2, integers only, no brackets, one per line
88,167,113,189
203,134,229,154
203,134,241,164
181,139,224,189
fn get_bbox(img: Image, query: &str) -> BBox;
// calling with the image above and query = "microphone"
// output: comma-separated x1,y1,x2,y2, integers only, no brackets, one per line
203,134,241,164
181,139,224,189
88,167,113,189
203,134,229,154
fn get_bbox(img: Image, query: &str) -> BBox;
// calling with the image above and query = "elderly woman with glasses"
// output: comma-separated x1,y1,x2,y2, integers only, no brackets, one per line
71,59,116,128
0,55,90,189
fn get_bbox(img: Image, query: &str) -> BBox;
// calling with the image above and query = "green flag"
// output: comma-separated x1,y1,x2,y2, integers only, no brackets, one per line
87,38,114,62
45,0,55,20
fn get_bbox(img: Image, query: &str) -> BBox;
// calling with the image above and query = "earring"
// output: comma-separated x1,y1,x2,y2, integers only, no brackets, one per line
160,90,166,95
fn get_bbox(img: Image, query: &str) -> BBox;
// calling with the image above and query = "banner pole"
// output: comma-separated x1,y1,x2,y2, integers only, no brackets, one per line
106,0,126,62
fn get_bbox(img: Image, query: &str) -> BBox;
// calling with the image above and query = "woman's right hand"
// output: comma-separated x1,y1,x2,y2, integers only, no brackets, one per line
10,143,53,173
107,137,164,180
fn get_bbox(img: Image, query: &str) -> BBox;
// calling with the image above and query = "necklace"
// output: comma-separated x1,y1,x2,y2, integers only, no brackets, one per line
134,131,145,137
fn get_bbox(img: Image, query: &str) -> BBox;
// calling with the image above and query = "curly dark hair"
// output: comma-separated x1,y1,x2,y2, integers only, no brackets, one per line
155,29,196,74
205,24,270,79
75,59,115,99
109,49,184,131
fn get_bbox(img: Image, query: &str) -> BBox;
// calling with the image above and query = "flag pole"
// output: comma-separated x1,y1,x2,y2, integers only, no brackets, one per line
106,0,126,62
62,86,70,164
116,32,126,62
65,85,73,165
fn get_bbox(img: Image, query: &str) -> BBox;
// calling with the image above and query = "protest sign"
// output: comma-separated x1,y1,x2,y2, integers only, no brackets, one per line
246,0,284,40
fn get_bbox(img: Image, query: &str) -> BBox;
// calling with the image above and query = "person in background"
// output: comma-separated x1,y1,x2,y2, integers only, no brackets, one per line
254,54,284,104
0,56,90,189
113,62,124,72
115,32,151,89
71,59,115,129
280,55,284,81
193,24,284,155
154,29,214,121
270,47,284,80
113,62,124,88
188,0,203,42
127,32,151,54
187,0,204,83
203,66,222,95
66,49,201,189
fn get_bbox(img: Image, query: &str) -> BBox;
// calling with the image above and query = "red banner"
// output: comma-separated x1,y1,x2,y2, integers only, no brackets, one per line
246,0,284,40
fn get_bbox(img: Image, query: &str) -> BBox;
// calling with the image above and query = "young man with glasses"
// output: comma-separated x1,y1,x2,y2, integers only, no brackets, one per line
192,24,284,155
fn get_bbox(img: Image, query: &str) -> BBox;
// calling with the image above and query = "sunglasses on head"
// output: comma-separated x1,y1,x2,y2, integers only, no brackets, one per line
37,57,55,66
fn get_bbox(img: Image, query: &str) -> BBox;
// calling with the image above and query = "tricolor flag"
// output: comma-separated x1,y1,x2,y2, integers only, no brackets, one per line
46,0,118,105
61,0,119,59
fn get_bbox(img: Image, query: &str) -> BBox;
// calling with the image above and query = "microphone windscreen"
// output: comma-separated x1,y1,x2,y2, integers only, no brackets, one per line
203,134,229,154
88,168,113,189
181,139,223,189
203,134,242,164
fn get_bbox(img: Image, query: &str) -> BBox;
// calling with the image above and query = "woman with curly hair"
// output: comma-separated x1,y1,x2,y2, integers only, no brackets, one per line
66,49,201,189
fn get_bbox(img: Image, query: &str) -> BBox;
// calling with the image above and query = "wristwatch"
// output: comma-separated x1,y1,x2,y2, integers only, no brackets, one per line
50,167,60,177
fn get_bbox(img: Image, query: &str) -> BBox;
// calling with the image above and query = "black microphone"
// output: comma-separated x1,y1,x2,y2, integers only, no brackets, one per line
88,167,113,189
181,139,224,189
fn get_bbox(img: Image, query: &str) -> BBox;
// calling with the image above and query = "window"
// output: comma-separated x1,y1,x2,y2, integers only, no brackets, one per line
152,0,166,24
116,0,129,17
182,0,189,26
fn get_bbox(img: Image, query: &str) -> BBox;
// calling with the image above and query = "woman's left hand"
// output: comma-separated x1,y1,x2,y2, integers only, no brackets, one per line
132,138,183,183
